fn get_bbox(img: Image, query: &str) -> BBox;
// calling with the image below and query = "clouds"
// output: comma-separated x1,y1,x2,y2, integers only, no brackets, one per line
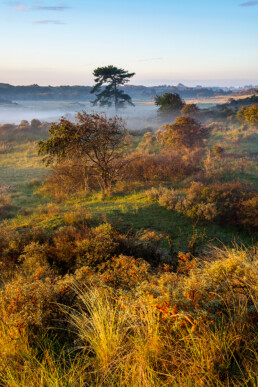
33,19,65,24
11,2,70,12
33,4,70,11
239,1,258,6
14,3,29,11
9,2,69,25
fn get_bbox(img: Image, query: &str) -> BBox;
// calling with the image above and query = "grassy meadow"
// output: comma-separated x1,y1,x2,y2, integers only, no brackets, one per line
0,103,257,386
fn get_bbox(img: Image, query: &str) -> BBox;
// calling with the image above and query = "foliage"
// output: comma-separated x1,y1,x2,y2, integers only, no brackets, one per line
181,103,199,116
30,118,41,129
155,93,185,118
1,96,258,385
91,65,135,109
38,112,127,193
1,242,257,386
122,148,201,183
182,181,258,228
76,223,118,269
0,194,12,219
237,105,258,127
147,181,258,229
19,120,30,128
157,116,209,148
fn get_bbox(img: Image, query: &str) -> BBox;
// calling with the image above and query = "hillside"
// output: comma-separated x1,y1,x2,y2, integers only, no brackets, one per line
231,87,258,97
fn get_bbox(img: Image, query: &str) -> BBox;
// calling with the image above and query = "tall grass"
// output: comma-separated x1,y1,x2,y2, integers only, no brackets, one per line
0,244,257,386
65,247,258,386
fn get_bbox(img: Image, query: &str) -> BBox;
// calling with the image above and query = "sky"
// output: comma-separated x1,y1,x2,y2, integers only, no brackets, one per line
0,0,258,87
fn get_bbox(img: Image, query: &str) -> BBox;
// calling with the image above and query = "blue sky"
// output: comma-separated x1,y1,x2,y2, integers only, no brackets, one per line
0,0,258,86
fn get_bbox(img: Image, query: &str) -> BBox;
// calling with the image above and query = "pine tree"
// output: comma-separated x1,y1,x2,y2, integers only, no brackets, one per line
91,65,135,110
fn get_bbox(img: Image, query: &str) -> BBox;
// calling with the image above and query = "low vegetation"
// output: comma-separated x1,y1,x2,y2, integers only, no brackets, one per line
0,95,257,385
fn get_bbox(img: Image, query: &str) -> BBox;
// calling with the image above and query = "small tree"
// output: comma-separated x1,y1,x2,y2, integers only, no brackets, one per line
157,116,208,148
155,93,185,119
181,104,199,117
19,120,30,128
31,119,42,129
237,105,258,128
38,112,128,193
91,65,135,110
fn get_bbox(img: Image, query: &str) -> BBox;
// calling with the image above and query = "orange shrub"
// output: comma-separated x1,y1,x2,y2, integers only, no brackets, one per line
123,148,201,183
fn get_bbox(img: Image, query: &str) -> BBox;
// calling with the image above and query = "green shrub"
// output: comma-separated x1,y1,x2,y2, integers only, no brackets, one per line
182,181,257,228
147,181,258,229
76,223,118,269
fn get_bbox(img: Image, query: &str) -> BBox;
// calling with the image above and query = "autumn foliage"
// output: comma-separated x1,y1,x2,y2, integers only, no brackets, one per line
157,116,209,148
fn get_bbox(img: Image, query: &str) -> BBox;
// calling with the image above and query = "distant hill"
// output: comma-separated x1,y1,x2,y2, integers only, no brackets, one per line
230,88,258,97
0,83,236,102
0,83,257,103
0,83,92,102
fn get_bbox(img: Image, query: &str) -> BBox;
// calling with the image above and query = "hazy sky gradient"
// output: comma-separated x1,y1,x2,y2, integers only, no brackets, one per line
1,0,258,86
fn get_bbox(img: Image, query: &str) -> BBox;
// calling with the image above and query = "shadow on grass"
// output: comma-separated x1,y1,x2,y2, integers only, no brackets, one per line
88,202,256,252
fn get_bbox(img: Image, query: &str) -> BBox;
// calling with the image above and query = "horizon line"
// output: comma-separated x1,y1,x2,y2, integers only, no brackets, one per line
1,82,258,89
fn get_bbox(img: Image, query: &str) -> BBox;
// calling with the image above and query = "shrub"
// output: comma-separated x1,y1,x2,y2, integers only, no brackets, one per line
0,271,57,332
102,255,150,289
31,119,42,129
0,194,12,219
183,181,258,228
46,226,79,272
181,103,199,117
239,196,258,228
157,116,209,148
19,120,30,129
237,105,258,127
19,242,50,275
147,181,258,229
0,224,46,269
157,187,179,210
123,149,201,183
0,228,257,386
76,223,118,269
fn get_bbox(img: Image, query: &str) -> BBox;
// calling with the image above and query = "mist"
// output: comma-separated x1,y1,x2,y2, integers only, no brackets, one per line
0,100,161,130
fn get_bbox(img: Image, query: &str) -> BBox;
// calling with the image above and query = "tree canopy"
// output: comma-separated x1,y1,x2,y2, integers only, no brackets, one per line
91,65,135,110
38,112,127,193
155,93,185,119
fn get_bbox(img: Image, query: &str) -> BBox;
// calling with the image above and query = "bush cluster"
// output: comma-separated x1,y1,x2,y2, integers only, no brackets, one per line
0,235,257,385
147,181,258,229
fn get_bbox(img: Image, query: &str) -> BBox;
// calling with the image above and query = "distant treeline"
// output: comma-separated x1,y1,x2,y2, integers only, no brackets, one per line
0,83,235,102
